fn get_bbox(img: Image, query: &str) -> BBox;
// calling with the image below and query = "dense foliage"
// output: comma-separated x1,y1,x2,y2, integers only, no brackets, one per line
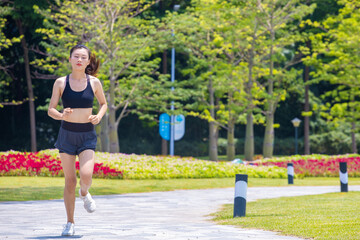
0,0,358,159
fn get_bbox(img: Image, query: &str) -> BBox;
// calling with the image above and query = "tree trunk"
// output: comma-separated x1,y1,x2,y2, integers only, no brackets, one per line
244,112,254,161
351,95,357,154
304,40,311,155
109,76,119,152
95,123,102,151
161,139,168,155
209,121,218,161
263,112,274,157
16,19,37,152
227,118,235,161
245,42,255,161
208,78,218,161
108,20,119,153
161,50,168,155
109,114,119,152
304,68,310,155
94,100,102,151
227,92,235,161
101,113,110,152
351,122,357,154
263,26,275,158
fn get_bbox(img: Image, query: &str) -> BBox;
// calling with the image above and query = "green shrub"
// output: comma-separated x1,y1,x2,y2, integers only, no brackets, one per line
174,140,208,156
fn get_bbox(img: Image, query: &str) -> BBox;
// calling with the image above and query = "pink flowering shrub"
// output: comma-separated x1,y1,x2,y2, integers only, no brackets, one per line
0,151,123,179
253,155,360,177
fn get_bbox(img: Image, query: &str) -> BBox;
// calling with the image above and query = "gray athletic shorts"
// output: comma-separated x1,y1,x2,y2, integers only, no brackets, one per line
54,121,97,155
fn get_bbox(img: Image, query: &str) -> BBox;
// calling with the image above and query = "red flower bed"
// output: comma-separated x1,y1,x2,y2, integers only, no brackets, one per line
254,156,360,177
0,152,123,179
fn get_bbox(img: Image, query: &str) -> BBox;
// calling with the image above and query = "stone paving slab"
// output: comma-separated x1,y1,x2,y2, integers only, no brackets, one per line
1,185,359,240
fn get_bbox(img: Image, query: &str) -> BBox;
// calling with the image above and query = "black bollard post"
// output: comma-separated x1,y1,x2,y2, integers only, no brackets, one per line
233,174,248,217
287,163,294,184
339,162,348,192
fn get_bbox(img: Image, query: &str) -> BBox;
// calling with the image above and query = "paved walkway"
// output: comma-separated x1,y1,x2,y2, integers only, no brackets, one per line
1,185,360,240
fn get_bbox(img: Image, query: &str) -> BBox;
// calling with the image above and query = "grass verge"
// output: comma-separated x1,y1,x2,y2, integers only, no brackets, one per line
212,192,360,240
1,176,360,202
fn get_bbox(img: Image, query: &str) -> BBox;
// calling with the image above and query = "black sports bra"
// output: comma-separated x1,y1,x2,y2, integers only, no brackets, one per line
62,75,94,108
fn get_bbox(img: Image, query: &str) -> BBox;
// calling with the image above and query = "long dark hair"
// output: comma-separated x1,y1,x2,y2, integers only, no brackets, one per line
70,44,100,76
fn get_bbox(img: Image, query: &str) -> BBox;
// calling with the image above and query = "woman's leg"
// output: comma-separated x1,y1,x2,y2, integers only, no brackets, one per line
78,149,95,196
60,152,77,223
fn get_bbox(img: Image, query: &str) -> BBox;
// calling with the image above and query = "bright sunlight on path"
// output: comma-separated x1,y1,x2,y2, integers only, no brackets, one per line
1,185,360,240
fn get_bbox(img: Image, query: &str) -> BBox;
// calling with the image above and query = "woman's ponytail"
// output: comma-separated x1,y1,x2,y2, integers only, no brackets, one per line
85,53,100,76
70,44,100,76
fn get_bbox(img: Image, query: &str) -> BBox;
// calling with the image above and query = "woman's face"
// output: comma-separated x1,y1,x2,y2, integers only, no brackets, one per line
69,48,90,71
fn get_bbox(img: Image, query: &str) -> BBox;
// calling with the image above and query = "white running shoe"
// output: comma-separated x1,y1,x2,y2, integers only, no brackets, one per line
79,188,96,213
61,222,75,236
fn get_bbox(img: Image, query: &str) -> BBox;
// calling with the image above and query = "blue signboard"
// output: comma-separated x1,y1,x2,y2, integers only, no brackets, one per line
159,113,185,141
159,113,170,141
174,114,185,141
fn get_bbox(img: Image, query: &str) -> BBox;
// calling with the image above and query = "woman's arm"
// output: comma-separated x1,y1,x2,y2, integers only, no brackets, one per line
88,78,107,125
48,78,71,120
48,78,63,120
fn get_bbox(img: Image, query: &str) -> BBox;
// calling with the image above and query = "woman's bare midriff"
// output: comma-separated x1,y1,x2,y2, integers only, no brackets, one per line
65,108,93,123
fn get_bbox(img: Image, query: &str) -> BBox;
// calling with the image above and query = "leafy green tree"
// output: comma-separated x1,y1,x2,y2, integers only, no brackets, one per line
170,0,268,161
168,0,244,161
170,3,224,161
256,0,315,158
218,1,265,161
298,0,340,155
306,0,360,153
0,4,21,107
34,0,177,153
0,6,20,54
0,0,50,152
231,0,268,161
0,5,21,107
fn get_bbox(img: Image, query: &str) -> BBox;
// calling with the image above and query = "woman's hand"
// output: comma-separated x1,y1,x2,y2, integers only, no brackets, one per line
88,115,101,125
62,108,73,121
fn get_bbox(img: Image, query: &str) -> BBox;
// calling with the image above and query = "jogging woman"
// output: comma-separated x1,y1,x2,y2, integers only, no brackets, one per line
48,44,107,236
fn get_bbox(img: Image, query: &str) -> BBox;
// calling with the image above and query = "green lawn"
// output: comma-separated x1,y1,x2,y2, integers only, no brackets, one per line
1,176,360,201
212,192,360,240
